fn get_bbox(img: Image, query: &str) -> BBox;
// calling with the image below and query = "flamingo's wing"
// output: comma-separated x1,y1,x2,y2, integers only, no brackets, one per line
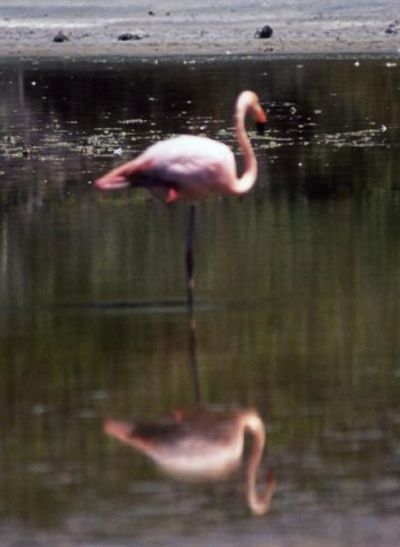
132,135,237,201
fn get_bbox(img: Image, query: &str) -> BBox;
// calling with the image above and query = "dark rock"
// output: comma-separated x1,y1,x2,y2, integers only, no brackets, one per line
118,33,142,41
255,25,273,39
148,10,155,16
385,21,399,34
53,31,69,43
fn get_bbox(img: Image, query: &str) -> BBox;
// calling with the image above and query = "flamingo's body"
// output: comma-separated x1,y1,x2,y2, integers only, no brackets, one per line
95,91,266,201
104,407,276,515
95,91,266,306
96,135,237,203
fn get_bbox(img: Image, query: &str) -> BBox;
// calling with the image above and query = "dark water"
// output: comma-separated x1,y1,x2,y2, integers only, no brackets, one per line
0,55,400,545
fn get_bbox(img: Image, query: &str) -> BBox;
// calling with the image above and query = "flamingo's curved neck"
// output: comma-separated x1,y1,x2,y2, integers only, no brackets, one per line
234,92,262,194
243,412,275,515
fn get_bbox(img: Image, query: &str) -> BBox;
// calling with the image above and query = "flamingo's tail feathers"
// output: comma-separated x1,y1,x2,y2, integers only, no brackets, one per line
95,159,144,191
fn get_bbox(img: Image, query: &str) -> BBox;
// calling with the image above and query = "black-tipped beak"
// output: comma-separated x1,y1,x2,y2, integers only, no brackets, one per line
256,121,266,136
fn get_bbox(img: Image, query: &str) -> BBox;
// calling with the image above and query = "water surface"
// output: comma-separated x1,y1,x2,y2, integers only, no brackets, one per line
0,56,399,546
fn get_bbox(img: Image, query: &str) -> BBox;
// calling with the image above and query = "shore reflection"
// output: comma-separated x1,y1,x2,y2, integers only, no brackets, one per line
104,406,276,515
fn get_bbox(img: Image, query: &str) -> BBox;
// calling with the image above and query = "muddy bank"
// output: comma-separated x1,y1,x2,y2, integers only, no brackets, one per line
0,0,399,58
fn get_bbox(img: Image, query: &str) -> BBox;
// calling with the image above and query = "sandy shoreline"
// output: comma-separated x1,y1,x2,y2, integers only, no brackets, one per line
0,0,399,59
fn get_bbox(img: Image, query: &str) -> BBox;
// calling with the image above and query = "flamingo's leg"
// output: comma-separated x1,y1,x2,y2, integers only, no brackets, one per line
185,204,196,312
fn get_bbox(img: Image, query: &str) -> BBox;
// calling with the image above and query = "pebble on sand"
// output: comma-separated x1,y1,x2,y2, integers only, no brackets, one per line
118,33,142,41
53,31,70,43
385,20,399,34
255,25,273,39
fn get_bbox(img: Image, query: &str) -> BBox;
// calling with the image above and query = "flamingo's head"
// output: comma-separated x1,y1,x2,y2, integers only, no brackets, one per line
253,96,267,135
236,90,267,136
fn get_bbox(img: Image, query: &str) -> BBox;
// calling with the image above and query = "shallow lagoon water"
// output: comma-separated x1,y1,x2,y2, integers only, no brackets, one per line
0,56,400,545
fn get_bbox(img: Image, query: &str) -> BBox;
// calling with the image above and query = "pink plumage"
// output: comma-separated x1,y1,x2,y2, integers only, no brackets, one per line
95,91,266,202
94,91,266,305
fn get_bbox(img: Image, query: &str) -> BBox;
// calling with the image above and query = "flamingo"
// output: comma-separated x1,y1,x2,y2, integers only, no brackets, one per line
95,90,267,307
104,406,276,516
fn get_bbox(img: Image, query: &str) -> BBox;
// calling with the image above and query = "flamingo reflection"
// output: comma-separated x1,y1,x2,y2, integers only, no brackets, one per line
104,406,276,515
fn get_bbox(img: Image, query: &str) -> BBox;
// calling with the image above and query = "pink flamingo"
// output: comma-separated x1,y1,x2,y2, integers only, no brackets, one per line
104,407,276,515
95,91,267,306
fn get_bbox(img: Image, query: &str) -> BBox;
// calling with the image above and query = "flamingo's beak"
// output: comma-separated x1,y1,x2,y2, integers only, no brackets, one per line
256,121,266,135
255,107,267,135
95,174,130,191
